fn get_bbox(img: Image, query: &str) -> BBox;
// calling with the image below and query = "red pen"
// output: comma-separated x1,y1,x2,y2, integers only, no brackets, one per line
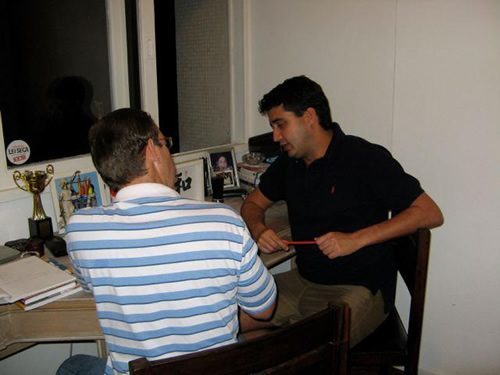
283,240,316,245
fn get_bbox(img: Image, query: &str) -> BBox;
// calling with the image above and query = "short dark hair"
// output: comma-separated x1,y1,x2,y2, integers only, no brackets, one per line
258,75,333,130
88,108,160,191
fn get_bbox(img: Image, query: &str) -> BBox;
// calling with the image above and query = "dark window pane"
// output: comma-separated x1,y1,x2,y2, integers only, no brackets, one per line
0,0,112,167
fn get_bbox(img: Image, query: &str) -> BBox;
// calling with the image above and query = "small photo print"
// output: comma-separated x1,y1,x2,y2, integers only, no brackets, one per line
51,170,105,232
215,169,234,186
208,147,240,189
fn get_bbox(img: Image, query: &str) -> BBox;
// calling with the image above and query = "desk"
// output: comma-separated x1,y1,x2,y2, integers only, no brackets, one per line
0,197,292,359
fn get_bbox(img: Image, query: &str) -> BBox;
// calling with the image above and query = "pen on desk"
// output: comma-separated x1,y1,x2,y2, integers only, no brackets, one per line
283,240,316,245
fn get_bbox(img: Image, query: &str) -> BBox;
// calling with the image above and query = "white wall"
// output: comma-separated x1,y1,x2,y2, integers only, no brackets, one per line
393,2,500,373
245,0,397,148
243,0,500,374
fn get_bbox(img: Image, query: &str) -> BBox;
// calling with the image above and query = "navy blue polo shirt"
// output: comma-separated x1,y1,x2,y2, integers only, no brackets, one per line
258,123,423,310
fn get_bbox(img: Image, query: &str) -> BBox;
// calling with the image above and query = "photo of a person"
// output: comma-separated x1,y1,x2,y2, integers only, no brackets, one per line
58,180,75,227
209,149,239,189
216,169,234,186
212,153,232,173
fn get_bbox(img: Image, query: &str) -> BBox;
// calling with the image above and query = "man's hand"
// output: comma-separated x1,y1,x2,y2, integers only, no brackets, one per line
315,232,362,259
241,188,288,253
257,228,289,253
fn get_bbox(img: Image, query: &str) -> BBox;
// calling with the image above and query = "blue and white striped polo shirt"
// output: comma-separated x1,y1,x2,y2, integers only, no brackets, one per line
66,183,276,375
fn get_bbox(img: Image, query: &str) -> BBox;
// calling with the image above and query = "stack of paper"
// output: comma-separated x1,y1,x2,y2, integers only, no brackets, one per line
237,162,270,186
0,256,82,311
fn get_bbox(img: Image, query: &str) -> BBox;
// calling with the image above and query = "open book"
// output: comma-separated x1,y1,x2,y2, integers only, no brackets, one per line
0,256,82,310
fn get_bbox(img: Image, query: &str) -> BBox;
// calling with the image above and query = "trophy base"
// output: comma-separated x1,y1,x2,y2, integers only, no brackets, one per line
29,217,54,240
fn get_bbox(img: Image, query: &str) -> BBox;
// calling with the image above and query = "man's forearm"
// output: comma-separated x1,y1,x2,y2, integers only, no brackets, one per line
353,192,444,249
241,200,268,240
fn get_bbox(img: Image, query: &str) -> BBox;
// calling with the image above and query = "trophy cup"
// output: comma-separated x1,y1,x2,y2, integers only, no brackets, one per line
13,164,55,240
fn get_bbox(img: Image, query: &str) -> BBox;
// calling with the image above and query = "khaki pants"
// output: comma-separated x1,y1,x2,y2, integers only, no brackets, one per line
271,268,387,347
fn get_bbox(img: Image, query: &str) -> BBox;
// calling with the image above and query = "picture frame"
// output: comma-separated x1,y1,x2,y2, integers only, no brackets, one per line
50,169,108,233
207,147,240,190
174,157,205,201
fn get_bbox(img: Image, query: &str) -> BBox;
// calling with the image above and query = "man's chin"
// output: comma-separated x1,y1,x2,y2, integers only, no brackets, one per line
283,146,297,159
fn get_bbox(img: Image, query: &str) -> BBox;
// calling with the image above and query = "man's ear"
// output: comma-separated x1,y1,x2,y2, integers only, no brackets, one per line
145,138,160,164
304,107,319,127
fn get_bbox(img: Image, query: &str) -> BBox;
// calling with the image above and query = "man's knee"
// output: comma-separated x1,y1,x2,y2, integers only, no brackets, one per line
56,354,106,375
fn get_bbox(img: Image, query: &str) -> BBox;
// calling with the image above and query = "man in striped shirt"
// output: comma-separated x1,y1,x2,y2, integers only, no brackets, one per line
57,108,277,375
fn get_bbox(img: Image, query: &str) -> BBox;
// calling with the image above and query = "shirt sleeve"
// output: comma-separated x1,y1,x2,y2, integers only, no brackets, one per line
237,226,277,315
365,143,424,212
258,154,288,202
65,218,93,293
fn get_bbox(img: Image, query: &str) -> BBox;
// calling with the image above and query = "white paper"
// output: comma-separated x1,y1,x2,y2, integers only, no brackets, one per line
0,256,76,304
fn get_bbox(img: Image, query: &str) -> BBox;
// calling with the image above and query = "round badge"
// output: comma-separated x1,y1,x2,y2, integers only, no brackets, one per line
6,140,31,165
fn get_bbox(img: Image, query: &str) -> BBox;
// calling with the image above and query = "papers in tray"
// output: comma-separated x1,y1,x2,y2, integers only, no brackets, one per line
237,162,269,186
0,256,82,310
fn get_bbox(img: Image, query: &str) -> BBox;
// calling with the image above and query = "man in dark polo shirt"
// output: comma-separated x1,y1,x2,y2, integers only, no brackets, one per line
241,75,444,346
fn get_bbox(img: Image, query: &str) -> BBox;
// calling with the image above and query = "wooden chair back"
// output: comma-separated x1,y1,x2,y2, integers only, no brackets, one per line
350,228,431,375
129,304,350,375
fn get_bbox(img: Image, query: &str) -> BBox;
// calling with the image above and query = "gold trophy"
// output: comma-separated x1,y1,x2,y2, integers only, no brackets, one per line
13,164,55,239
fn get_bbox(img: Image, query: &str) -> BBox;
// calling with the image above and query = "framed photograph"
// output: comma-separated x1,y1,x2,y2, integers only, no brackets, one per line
174,157,205,201
207,147,240,190
50,169,108,232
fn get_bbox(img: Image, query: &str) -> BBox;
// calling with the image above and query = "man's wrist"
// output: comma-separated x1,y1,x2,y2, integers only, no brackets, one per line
251,224,268,242
351,230,369,250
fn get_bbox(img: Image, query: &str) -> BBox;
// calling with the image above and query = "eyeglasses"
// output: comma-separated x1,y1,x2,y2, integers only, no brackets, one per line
158,136,174,150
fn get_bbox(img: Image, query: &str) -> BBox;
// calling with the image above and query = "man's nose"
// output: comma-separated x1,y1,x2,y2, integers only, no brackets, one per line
272,127,282,142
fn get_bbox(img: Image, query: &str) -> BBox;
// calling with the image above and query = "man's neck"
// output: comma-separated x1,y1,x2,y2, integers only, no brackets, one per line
128,175,153,185
303,128,333,166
